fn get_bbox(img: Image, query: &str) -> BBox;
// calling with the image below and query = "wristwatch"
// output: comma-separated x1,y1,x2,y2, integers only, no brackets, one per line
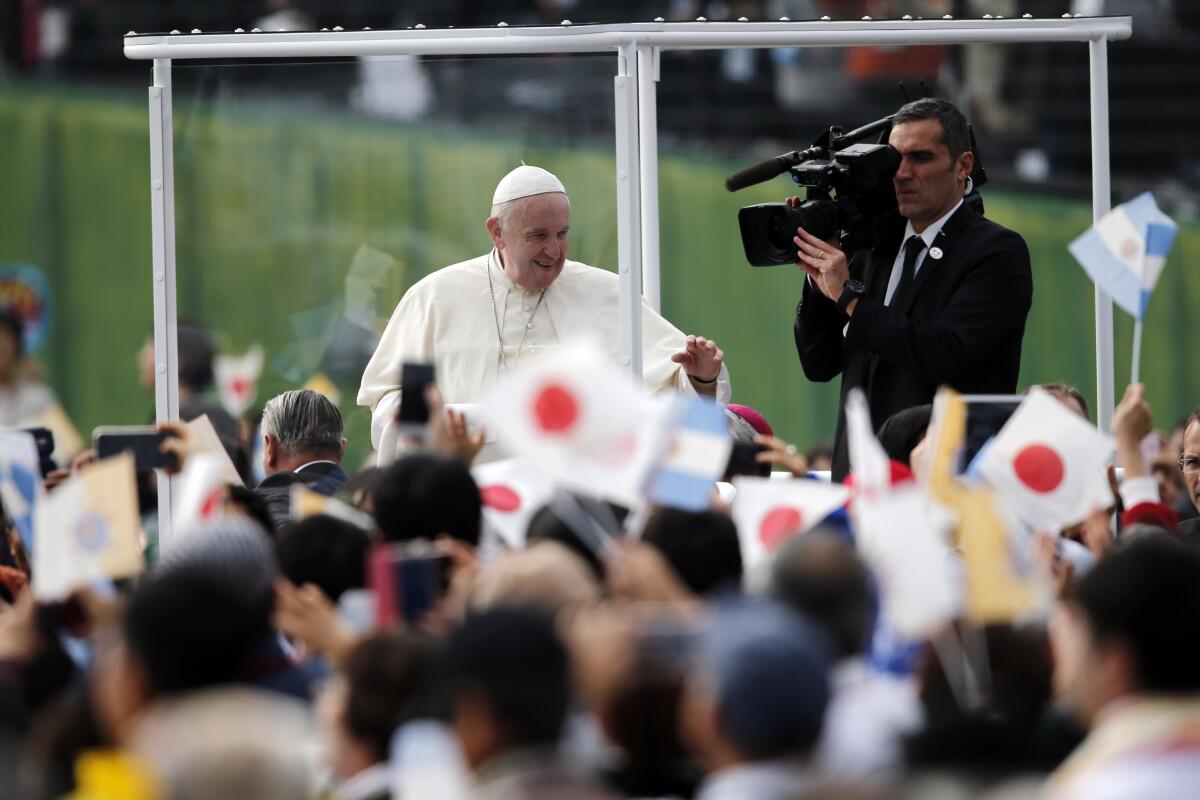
837,279,866,313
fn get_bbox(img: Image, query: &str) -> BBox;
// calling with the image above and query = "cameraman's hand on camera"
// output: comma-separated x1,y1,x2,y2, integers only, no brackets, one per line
791,220,851,311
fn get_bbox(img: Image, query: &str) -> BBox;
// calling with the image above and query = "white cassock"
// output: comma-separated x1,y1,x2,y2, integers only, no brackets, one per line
358,249,732,461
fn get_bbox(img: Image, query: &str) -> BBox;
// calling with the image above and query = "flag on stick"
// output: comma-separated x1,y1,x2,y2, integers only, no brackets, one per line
731,475,849,571
925,389,1041,624
471,458,553,550
480,343,663,507
0,430,44,554
1068,192,1179,320
644,396,732,512
32,453,143,600
977,388,1114,532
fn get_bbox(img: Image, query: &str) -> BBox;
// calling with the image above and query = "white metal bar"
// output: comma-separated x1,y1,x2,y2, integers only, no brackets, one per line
124,17,1131,60
1089,37,1115,431
149,58,181,550
614,44,643,381
637,45,661,312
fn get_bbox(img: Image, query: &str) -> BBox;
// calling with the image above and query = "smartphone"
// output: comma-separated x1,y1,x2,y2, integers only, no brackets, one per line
93,426,180,471
958,395,1024,474
396,362,437,436
724,440,772,481
20,426,56,477
368,541,452,628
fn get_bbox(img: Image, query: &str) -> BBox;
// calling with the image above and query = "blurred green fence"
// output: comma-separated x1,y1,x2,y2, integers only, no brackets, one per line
1,81,1197,467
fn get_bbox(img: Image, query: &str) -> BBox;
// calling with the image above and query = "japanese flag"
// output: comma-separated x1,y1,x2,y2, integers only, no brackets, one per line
214,344,264,418
479,343,664,507
977,388,1114,532
855,486,958,639
730,476,849,571
471,458,554,550
174,453,229,536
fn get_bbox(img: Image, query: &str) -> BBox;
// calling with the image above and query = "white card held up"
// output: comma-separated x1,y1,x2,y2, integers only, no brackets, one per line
33,452,143,601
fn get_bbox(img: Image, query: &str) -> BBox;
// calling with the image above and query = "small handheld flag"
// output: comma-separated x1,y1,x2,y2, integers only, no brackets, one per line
1069,192,1179,383
977,388,1114,532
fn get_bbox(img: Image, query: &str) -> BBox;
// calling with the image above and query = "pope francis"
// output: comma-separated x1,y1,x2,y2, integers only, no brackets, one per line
358,164,731,460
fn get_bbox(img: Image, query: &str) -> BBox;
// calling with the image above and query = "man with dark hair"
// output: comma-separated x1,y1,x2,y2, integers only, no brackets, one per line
1047,537,1200,798
794,97,1032,480
641,508,742,596
372,452,481,548
768,531,919,781
446,607,619,800
275,514,370,603
255,389,348,529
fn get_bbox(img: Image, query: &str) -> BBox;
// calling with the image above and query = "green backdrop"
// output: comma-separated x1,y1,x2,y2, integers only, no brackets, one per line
1,81,1197,467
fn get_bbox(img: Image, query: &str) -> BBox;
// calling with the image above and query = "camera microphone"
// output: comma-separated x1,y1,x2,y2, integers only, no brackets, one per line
724,151,803,192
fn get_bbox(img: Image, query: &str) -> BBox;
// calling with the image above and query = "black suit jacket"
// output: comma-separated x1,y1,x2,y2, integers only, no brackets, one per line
795,204,1033,481
255,460,348,530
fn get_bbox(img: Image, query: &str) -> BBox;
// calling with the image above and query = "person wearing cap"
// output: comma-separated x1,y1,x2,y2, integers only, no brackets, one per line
358,164,731,462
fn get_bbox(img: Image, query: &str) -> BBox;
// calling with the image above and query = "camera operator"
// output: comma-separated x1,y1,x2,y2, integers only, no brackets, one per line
793,98,1032,481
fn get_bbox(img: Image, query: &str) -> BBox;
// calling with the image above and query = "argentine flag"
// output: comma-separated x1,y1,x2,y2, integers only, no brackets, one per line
1068,192,1178,319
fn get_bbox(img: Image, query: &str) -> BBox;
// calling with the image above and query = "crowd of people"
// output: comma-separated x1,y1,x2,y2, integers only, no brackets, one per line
0,86,1197,797
0,350,1197,800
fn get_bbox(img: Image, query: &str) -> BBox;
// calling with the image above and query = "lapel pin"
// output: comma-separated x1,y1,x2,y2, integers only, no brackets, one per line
929,246,944,260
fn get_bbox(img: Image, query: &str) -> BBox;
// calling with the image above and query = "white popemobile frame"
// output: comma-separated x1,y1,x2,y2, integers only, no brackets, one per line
124,15,1132,548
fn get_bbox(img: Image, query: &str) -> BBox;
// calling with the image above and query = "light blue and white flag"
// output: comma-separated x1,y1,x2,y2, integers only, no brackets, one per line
0,429,44,554
1068,192,1179,319
644,396,732,512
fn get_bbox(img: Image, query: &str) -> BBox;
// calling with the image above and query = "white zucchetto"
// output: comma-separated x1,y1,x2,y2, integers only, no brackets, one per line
492,164,567,205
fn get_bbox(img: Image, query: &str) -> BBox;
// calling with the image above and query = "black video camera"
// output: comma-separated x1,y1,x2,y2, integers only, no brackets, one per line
727,114,986,267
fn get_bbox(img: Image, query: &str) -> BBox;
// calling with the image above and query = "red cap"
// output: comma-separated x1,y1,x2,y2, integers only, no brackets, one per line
726,403,773,438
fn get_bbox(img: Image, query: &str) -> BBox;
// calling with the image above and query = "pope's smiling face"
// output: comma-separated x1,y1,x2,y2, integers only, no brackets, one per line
487,192,571,291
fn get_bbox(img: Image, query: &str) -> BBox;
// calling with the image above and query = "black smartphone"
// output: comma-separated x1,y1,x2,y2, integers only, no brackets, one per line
958,395,1024,474
93,426,180,471
20,426,56,477
396,362,436,436
368,542,452,628
723,440,772,481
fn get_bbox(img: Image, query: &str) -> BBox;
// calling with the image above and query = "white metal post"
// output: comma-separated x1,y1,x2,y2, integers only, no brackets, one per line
149,58,181,550
637,45,662,312
614,43,643,380
1089,37,1115,431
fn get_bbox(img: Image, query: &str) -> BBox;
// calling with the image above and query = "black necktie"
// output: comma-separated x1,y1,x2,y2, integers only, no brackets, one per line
890,235,927,310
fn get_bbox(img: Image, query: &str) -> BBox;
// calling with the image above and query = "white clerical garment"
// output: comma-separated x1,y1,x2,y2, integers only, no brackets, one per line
358,250,731,460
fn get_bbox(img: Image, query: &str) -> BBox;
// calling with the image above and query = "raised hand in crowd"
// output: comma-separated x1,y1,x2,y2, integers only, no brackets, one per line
753,432,810,476
422,385,486,466
273,578,359,667
1113,382,1152,480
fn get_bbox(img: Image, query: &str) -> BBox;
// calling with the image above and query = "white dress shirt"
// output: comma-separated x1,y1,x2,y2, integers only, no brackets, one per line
882,198,964,306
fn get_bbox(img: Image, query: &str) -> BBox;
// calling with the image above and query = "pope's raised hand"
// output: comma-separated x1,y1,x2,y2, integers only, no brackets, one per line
671,335,724,382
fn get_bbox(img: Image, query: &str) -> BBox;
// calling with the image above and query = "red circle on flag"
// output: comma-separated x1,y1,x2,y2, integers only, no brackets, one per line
759,507,803,551
1013,443,1065,494
533,383,578,434
230,377,250,398
481,484,521,513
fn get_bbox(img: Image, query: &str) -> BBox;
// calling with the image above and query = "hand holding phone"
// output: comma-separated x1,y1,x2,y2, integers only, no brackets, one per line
93,426,180,471
396,362,437,438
